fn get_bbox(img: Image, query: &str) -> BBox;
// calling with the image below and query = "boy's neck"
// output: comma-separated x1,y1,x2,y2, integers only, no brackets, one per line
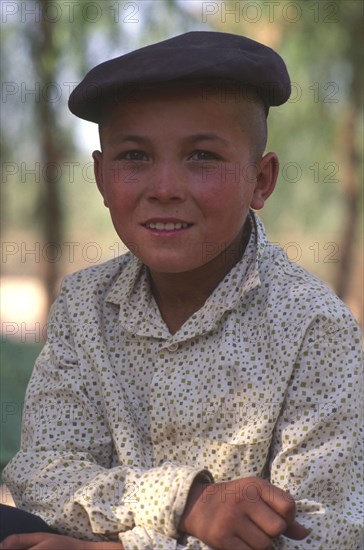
148,221,251,335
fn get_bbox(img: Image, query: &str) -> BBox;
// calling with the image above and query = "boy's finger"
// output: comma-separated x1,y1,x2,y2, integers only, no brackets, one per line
284,521,311,540
236,517,274,548
248,503,288,538
260,483,296,523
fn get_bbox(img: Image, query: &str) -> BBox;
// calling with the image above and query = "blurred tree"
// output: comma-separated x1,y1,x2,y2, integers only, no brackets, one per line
333,4,362,302
2,0,121,313
190,0,363,318
27,2,69,312
1,0,199,317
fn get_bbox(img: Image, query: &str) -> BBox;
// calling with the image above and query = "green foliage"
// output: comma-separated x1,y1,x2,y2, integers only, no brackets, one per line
203,0,363,267
0,340,42,475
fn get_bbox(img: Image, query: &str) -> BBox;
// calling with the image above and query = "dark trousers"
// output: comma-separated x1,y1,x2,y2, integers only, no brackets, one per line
0,504,58,541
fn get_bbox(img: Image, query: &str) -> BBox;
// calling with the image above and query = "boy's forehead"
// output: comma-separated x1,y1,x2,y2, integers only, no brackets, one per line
69,31,291,124
99,83,265,136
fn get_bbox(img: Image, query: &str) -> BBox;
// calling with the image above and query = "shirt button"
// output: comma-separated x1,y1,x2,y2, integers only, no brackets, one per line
167,343,179,352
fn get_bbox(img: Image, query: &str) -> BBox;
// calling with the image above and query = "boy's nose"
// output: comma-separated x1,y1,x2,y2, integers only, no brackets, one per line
146,162,187,203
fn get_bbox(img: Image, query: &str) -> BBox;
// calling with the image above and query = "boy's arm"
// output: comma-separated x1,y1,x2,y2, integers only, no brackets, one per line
0,533,124,549
2,281,212,548
268,310,363,548
178,309,363,549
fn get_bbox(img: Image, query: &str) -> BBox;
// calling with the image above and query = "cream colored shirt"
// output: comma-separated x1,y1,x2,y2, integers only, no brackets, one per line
3,212,363,549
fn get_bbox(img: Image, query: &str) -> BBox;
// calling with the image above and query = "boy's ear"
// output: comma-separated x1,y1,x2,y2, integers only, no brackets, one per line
92,150,109,208
250,152,279,210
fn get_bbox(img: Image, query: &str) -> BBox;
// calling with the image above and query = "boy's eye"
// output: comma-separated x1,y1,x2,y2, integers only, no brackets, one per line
122,150,147,161
189,150,219,161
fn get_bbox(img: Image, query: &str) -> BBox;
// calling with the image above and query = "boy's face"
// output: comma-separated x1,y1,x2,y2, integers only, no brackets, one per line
93,86,277,275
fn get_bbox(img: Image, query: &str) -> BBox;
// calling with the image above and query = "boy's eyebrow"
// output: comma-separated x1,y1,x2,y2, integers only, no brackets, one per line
186,133,231,146
108,134,150,146
107,132,231,147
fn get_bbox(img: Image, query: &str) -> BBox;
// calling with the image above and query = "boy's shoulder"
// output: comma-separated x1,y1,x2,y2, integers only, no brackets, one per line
59,252,138,299
252,215,338,303
260,238,358,328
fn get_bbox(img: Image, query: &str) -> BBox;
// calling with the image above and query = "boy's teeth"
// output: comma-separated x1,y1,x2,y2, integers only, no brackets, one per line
147,222,188,230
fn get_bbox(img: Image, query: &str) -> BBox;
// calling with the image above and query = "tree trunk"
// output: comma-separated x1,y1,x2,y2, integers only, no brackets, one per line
30,1,64,317
335,105,360,303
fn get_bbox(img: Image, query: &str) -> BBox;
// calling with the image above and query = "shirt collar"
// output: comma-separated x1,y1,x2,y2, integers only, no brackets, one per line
106,211,268,339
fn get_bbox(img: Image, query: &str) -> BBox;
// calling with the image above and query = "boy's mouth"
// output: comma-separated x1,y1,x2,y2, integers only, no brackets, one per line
142,219,193,232
144,221,190,231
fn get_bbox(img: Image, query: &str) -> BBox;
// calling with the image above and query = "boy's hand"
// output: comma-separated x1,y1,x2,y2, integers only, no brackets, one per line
0,533,124,550
179,477,311,550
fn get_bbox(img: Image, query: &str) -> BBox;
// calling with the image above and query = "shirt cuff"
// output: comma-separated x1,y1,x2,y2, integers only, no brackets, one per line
130,464,213,539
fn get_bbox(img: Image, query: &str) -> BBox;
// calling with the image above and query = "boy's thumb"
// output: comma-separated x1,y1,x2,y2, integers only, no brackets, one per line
284,521,312,540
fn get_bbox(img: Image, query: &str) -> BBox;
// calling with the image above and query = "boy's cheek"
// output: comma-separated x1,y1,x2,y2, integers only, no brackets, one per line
196,161,255,186
105,164,140,186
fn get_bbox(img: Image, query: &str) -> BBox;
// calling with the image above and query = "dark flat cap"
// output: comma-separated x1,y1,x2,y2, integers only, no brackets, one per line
68,31,291,123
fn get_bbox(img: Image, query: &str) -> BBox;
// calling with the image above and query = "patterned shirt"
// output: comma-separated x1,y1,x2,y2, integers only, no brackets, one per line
3,212,363,549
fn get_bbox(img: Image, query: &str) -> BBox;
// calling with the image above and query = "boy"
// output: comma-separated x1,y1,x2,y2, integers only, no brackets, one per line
1,32,362,549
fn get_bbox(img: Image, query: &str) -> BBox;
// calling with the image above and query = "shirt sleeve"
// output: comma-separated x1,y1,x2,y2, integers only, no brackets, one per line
2,282,213,544
269,309,363,549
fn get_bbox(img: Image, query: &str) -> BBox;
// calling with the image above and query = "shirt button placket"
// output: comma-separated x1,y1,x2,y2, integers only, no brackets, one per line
167,343,179,352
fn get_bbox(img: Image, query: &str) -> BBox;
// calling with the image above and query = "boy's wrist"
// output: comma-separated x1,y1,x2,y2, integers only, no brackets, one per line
179,475,212,535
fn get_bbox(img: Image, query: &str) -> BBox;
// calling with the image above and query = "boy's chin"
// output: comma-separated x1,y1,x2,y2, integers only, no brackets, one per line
142,256,207,276
146,263,200,276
